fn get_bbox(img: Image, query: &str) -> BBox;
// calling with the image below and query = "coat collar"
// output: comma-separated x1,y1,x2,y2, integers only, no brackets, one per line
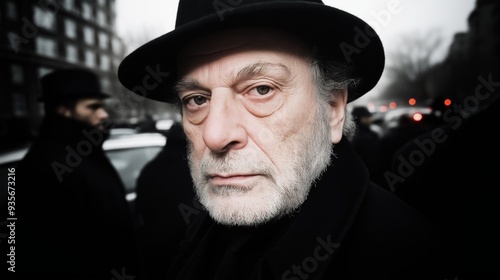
263,136,369,278
37,114,108,148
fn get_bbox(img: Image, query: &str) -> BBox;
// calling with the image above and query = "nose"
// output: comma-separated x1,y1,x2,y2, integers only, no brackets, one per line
202,92,248,153
98,108,109,121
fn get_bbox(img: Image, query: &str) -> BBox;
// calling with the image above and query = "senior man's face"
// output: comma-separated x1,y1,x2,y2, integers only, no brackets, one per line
177,28,345,226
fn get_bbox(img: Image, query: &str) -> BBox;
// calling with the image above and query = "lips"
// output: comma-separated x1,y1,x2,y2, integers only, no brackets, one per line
208,173,259,186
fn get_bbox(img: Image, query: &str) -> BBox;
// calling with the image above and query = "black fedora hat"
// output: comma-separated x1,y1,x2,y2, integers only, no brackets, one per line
38,68,110,102
351,106,373,119
118,0,385,103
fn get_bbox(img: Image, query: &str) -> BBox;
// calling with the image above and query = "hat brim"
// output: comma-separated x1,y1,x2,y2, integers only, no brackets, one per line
37,92,111,102
118,2,385,103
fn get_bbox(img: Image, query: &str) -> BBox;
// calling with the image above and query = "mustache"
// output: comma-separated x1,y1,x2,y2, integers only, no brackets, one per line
197,151,274,180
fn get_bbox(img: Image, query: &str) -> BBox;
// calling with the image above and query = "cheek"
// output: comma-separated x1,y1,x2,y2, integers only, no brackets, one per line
250,121,280,151
248,92,318,156
183,122,204,155
247,110,305,161
274,96,317,139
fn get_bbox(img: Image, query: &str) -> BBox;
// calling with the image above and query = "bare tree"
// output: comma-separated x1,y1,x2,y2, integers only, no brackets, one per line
383,29,443,103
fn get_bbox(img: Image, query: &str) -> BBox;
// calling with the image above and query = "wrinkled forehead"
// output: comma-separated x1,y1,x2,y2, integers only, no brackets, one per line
177,27,312,71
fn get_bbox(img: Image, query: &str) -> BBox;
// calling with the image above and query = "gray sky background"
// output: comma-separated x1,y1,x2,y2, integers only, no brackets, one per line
115,0,476,102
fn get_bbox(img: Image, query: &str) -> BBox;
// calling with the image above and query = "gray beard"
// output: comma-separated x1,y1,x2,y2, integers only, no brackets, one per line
187,99,333,226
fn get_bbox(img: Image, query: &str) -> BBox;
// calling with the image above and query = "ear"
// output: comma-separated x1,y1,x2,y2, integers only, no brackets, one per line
56,105,72,118
329,88,348,144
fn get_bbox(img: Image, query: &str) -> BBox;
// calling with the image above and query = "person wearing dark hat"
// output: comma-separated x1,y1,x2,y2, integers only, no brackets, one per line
350,106,383,185
118,0,444,279
14,68,139,279
36,68,112,133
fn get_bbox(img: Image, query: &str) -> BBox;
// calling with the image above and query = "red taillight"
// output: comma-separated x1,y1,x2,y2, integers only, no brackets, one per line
412,112,423,122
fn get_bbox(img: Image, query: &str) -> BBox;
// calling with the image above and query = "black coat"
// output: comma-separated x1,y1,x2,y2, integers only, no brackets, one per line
166,137,444,280
351,124,381,182
14,115,139,279
135,130,196,279
391,98,500,278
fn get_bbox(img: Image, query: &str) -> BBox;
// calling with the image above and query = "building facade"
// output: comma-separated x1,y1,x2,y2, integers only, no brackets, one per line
0,0,127,149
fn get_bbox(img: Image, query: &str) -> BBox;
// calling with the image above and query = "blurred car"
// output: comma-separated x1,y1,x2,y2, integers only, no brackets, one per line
155,118,176,134
108,127,138,139
378,106,433,135
103,132,166,201
0,131,166,211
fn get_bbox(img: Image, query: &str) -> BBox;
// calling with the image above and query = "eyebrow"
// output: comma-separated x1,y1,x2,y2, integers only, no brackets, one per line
174,62,292,94
174,78,204,95
235,62,291,83
86,102,104,110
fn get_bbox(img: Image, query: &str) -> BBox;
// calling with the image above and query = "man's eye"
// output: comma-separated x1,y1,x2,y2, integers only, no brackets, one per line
185,95,208,106
89,104,102,110
256,85,271,95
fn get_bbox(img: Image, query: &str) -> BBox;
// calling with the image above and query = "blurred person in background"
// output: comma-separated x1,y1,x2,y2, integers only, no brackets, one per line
134,121,195,279
118,0,444,279
137,113,158,133
350,106,382,183
15,68,139,279
376,113,428,190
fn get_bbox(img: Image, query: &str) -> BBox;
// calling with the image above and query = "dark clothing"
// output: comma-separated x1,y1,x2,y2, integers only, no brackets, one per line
137,115,157,133
167,137,443,280
15,114,139,279
351,124,381,181
391,98,500,279
376,119,428,189
135,128,195,279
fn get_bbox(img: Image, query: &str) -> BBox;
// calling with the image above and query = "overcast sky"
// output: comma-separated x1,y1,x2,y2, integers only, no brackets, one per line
115,0,476,101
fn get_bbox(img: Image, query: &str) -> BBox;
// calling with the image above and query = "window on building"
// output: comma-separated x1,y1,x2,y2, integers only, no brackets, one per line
98,32,109,49
82,2,93,20
112,38,123,54
100,54,110,71
64,18,77,39
38,67,54,78
101,77,111,92
85,50,96,68
10,64,24,85
83,26,95,45
63,0,75,12
97,10,107,26
33,6,56,31
110,0,116,15
113,58,121,70
5,1,17,20
66,44,78,63
35,36,58,58
12,92,28,117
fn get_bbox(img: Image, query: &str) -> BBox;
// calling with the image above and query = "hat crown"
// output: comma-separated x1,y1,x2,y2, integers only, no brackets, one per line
118,0,385,103
351,106,372,118
175,0,323,27
39,68,109,102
